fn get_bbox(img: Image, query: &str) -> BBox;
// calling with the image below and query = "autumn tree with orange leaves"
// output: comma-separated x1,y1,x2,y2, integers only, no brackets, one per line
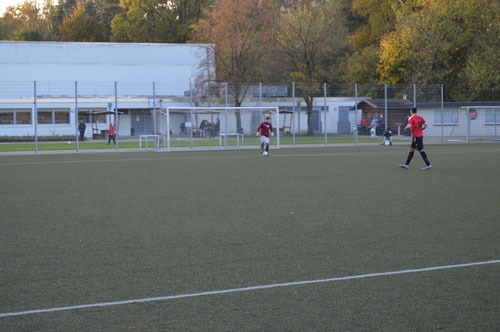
59,3,103,41
190,0,276,133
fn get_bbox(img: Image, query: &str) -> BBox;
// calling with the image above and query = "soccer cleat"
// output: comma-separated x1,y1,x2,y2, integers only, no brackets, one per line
399,164,408,169
421,165,432,170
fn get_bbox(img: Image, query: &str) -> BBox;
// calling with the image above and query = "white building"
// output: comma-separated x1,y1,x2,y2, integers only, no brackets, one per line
0,41,212,138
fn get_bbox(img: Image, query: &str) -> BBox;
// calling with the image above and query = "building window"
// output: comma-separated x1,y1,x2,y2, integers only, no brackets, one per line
0,109,33,125
37,108,70,124
434,109,459,125
38,110,53,124
0,109,14,124
485,109,500,124
15,109,32,124
54,108,70,124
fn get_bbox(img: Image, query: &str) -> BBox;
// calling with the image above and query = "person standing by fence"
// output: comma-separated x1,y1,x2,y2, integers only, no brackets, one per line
108,123,116,145
78,120,86,141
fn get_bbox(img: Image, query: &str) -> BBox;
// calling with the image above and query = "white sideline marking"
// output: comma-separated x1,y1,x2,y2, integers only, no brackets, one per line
0,259,498,318
0,148,499,167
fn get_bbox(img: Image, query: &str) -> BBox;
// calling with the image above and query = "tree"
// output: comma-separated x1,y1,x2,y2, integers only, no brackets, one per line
378,0,500,101
59,2,103,41
190,0,276,133
0,9,24,40
339,0,399,84
111,0,212,43
94,0,122,41
272,0,348,134
0,0,56,41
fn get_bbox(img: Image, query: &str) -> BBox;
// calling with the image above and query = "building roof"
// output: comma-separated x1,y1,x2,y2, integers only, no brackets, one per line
353,98,414,110
353,99,500,110
416,101,500,108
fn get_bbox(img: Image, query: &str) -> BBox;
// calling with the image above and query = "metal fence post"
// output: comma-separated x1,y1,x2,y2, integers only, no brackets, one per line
153,81,156,137
384,83,388,131
114,81,118,151
189,82,193,108
297,101,301,136
495,108,498,140
355,83,358,145
277,107,280,149
190,108,194,149
441,84,444,143
189,82,193,149
75,81,79,152
467,106,471,142
34,81,38,153
292,83,296,146
324,83,327,146
259,82,263,124
413,83,417,107
167,107,171,152
225,82,228,148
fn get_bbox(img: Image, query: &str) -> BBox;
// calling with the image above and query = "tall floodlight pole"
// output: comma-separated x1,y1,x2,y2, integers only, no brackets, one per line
75,81,79,152
115,81,118,151
323,83,327,146
292,83,296,146
34,81,38,153
355,83,358,145
384,83,388,131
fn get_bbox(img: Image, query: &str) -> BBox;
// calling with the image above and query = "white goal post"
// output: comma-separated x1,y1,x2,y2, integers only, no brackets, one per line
159,106,280,152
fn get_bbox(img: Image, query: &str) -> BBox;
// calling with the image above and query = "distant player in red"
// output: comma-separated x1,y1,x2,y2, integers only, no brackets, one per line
256,116,274,156
400,107,432,170
108,122,116,145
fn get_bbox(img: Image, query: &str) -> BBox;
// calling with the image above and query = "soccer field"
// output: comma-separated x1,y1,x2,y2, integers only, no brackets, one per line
0,144,499,330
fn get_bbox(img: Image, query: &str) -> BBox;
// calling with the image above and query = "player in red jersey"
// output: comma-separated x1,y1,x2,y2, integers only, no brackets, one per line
400,107,432,170
256,116,274,156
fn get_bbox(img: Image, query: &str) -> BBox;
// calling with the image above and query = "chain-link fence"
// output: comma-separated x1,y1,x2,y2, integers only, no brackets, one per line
0,81,498,152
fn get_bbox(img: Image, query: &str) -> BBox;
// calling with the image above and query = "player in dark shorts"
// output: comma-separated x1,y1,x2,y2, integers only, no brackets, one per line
399,107,432,170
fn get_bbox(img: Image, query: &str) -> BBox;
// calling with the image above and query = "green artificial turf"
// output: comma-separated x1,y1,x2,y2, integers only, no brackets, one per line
0,144,499,330
0,136,407,152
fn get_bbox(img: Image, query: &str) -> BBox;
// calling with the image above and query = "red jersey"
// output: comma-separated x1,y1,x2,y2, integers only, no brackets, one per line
109,124,115,136
408,115,426,137
257,122,273,137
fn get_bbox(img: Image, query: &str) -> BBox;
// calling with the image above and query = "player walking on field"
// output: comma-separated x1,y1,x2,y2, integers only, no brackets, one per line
256,116,274,156
400,107,432,170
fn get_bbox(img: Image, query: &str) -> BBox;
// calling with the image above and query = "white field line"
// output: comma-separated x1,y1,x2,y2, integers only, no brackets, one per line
0,148,499,167
0,260,499,318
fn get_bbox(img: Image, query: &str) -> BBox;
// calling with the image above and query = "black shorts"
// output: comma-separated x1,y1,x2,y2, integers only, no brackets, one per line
411,137,424,150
